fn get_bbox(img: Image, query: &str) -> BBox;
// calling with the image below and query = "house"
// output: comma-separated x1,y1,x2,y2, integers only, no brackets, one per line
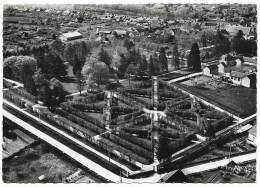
229,71,256,88
203,64,219,76
247,125,256,147
59,31,83,42
225,25,251,36
113,30,127,37
219,54,237,66
159,169,189,183
206,13,222,21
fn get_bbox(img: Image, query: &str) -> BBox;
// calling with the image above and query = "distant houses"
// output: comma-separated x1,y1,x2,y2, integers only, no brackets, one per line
59,31,83,42
202,54,257,88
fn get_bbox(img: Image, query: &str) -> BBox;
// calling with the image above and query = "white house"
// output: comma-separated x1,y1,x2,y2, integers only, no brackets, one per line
247,125,256,147
203,64,219,76
59,31,83,42
230,71,256,88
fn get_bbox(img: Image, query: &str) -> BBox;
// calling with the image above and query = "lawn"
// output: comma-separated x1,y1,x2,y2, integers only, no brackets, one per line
178,76,256,118
60,66,79,95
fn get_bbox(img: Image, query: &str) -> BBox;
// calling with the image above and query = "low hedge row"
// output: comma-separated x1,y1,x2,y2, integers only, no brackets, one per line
98,136,152,165
75,92,105,104
60,103,106,128
9,88,37,103
115,131,153,151
38,109,97,138
55,108,106,134
111,110,143,125
103,133,154,161
3,91,26,108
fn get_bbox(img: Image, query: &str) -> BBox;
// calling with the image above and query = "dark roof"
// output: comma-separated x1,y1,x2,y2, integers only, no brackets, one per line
247,73,256,81
220,62,227,67
161,169,188,183
207,64,218,70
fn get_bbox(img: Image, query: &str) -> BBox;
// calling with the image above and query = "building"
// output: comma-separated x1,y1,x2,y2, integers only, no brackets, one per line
159,169,189,183
59,31,83,42
206,13,222,21
230,71,256,88
225,25,251,36
248,125,257,147
203,64,219,76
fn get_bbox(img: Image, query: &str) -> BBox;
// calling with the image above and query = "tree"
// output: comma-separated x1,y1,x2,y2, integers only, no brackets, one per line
125,63,137,83
201,32,207,47
99,47,111,66
64,43,75,65
137,55,148,78
33,46,67,79
230,30,245,54
42,84,53,108
123,39,135,51
33,69,48,101
3,56,37,95
149,55,155,76
49,78,65,104
159,48,168,72
214,30,230,56
187,42,201,72
73,55,82,75
172,44,180,69
76,70,85,95
156,132,171,163
82,61,110,88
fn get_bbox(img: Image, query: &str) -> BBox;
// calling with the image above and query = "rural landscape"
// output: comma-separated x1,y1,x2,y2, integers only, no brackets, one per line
2,3,257,183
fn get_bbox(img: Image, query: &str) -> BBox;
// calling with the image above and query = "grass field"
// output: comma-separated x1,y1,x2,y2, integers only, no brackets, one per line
60,66,79,95
179,76,256,118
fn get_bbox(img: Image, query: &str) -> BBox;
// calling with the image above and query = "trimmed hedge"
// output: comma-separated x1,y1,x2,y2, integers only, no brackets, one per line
9,88,37,103
111,110,143,125
3,90,26,108
210,116,233,133
75,92,105,104
38,109,97,138
60,102,106,128
103,133,154,161
116,131,153,151
97,136,152,165
55,108,106,134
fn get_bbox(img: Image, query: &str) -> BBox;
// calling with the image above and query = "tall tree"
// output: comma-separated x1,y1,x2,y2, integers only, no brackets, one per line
3,56,37,95
82,61,109,88
76,70,85,95
149,55,155,76
42,85,53,108
172,44,180,69
201,32,207,47
123,39,135,51
214,30,230,56
230,30,245,54
73,55,82,75
137,55,148,78
125,63,137,83
99,47,111,66
159,48,168,72
187,42,201,72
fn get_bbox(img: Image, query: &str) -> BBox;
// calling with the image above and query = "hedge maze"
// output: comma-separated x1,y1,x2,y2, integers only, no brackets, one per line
3,76,235,175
